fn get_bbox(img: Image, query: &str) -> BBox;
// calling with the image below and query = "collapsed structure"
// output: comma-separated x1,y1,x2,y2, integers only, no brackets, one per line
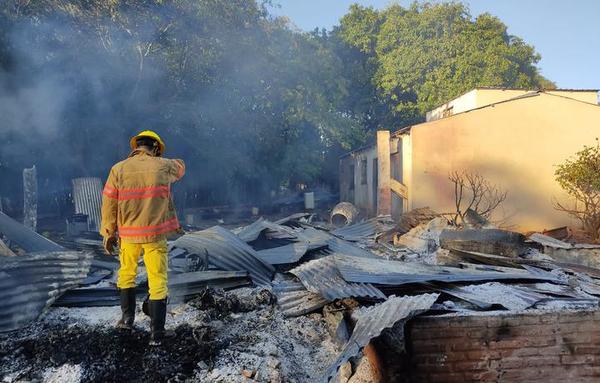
2,200,600,381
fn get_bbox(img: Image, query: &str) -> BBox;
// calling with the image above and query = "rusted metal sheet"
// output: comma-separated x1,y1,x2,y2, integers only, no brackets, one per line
290,256,385,301
0,251,93,332
321,293,439,382
333,254,562,285
72,177,103,231
173,226,275,286
272,277,329,317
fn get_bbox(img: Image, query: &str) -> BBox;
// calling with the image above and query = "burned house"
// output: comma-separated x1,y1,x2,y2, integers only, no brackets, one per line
340,87,600,231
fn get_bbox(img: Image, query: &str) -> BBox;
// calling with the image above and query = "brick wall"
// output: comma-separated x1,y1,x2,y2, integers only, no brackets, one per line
377,309,600,382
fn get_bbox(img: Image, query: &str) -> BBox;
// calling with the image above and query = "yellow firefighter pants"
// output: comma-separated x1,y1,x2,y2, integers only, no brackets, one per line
117,240,168,300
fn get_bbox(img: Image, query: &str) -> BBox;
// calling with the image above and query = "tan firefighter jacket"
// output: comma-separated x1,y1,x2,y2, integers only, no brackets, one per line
100,147,185,243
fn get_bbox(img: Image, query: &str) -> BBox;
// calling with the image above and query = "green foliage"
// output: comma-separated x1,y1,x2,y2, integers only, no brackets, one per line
0,0,360,205
555,140,600,240
335,2,550,127
0,0,553,207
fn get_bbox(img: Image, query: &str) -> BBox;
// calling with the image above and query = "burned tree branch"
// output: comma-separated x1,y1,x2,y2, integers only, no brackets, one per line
449,171,507,226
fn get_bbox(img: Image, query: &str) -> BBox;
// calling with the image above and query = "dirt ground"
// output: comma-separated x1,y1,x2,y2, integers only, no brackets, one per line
0,288,338,383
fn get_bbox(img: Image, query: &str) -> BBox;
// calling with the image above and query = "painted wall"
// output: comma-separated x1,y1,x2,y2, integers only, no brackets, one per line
426,89,598,122
410,93,600,232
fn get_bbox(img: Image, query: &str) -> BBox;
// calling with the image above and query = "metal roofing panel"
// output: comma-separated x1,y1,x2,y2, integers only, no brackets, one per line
0,251,93,332
321,293,439,382
334,254,562,285
55,270,250,307
235,218,302,243
272,277,329,317
439,282,549,311
326,238,377,259
72,177,103,231
290,256,385,301
173,226,275,286
331,220,377,242
255,242,309,265
0,211,64,252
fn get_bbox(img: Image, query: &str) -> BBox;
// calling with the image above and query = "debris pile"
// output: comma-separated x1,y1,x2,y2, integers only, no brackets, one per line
2,206,600,382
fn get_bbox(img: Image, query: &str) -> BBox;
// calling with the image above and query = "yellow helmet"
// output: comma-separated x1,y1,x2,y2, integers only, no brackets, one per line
130,130,166,155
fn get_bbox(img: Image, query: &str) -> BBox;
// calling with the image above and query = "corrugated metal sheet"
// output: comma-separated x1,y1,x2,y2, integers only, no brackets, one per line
255,242,309,265
55,270,251,307
301,227,333,250
321,293,439,382
331,220,377,242
0,251,93,332
72,177,103,231
528,233,572,249
439,282,549,311
173,226,275,286
272,277,329,317
326,238,377,259
235,218,301,243
290,256,385,301
334,254,562,285
274,212,312,225
0,211,64,252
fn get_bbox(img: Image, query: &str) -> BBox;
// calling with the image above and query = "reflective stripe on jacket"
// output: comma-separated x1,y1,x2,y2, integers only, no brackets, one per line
100,148,185,243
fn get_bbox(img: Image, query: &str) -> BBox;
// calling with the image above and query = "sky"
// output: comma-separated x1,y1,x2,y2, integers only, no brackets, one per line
268,0,600,90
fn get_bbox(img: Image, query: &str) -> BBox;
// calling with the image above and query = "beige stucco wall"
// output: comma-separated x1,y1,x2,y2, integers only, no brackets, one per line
409,93,600,232
426,89,598,122
546,90,599,104
426,90,478,121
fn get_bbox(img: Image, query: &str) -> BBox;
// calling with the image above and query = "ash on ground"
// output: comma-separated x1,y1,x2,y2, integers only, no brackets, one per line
0,288,338,383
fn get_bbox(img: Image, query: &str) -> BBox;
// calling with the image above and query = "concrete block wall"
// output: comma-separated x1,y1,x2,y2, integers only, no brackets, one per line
380,310,600,382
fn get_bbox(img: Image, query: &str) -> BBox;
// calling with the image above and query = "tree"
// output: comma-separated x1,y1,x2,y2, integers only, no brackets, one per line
449,171,507,226
0,0,364,207
554,140,600,241
335,2,555,128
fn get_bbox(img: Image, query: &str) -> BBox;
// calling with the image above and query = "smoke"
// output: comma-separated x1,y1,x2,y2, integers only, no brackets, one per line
0,1,349,216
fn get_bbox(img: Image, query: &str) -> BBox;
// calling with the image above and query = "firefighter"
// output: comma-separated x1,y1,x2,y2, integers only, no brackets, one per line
100,130,185,345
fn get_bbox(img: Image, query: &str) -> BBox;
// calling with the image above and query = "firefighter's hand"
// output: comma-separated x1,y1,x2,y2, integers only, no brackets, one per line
103,235,118,256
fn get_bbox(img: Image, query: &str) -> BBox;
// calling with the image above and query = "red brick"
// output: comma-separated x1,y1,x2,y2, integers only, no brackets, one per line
428,372,465,382
466,350,501,360
525,356,560,367
574,345,600,354
464,370,498,382
579,366,600,377
449,340,486,351
561,354,599,365
451,360,489,371
499,357,526,369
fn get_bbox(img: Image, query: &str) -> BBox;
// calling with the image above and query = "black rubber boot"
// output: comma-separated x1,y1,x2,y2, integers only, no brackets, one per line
142,295,150,317
149,298,167,346
116,288,136,331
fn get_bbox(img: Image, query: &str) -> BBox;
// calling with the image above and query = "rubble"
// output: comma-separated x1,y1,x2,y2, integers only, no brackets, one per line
3,207,600,382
